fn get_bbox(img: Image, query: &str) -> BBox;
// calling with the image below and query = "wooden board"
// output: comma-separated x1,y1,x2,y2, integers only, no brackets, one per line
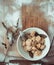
22,5,49,32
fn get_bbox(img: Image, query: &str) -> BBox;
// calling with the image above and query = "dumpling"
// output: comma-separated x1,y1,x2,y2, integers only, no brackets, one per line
36,43,41,49
30,31,35,37
36,36,41,42
26,39,32,46
34,50,42,56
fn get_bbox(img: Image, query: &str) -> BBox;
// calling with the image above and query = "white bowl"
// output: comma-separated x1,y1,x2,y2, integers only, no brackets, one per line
17,27,50,61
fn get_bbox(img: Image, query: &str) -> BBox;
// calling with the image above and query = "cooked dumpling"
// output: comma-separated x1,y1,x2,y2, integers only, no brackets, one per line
30,31,36,37
26,39,32,46
40,45,46,50
34,50,42,56
36,36,41,42
36,43,41,49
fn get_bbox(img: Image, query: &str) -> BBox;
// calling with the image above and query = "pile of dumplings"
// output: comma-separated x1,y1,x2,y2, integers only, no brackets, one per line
22,31,46,57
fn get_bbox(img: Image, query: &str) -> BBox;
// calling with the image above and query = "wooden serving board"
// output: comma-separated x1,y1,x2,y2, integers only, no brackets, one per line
22,5,49,32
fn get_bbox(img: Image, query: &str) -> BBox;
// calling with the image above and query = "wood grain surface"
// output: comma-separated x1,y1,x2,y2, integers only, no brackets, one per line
22,5,49,33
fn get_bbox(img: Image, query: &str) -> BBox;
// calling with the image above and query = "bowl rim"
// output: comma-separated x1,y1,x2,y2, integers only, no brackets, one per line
17,27,50,61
